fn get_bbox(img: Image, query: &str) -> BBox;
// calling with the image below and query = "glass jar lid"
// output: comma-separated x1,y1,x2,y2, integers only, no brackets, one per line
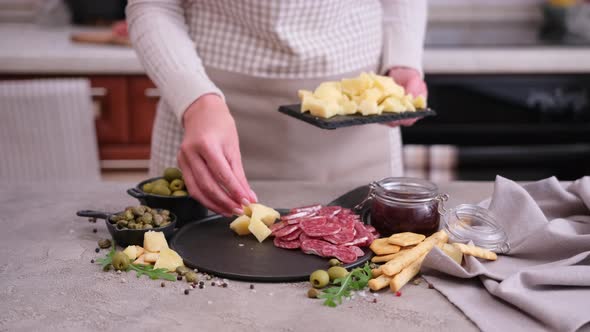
442,204,510,254
373,177,439,204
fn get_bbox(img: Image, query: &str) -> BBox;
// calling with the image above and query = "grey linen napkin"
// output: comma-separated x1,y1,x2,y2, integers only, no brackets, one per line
422,176,590,332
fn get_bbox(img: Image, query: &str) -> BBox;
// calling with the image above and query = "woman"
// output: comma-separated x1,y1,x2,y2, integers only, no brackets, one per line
127,0,427,217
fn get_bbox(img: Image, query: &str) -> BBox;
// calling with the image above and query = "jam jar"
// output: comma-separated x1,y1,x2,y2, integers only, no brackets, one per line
364,177,447,237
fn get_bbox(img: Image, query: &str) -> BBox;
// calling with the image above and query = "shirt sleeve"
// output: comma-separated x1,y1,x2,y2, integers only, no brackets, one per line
380,0,427,75
126,0,224,123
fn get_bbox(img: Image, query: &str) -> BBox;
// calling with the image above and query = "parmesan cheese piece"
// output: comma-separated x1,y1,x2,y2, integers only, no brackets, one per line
230,215,251,236
143,231,168,253
247,217,272,243
154,248,184,272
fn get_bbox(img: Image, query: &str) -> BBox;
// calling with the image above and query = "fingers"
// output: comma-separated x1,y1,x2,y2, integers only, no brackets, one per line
227,146,257,203
405,77,428,98
178,151,240,217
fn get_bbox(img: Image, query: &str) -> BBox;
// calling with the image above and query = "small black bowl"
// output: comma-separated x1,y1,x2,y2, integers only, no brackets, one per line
76,209,177,247
127,177,208,228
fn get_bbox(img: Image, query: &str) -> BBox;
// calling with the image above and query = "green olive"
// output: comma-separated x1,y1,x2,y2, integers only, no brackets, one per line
142,182,154,193
152,184,171,196
152,179,170,188
328,259,342,267
327,266,349,281
112,252,130,271
169,179,185,191
185,271,198,283
172,190,188,197
163,167,183,182
98,239,112,249
307,288,321,298
309,270,330,288
176,266,191,276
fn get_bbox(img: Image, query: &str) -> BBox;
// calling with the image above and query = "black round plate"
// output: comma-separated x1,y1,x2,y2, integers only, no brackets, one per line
169,210,373,282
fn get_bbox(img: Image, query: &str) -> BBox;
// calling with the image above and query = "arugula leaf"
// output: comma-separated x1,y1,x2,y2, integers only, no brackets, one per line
94,240,176,281
317,262,372,307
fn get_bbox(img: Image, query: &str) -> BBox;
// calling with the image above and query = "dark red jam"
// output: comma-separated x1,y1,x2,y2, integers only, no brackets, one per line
368,178,440,237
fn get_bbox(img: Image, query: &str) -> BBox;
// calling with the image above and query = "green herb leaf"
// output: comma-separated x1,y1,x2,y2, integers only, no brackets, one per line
317,262,372,307
95,242,116,268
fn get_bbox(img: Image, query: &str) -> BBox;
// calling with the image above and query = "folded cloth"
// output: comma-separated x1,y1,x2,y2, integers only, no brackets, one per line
422,176,590,332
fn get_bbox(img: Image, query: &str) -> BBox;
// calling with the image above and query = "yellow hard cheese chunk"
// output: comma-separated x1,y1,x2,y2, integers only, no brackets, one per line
313,81,342,100
122,245,145,260
249,203,280,227
441,243,463,265
154,248,184,272
341,72,373,96
247,217,272,243
370,73,405,99
230,215,251,236
300,95,341,118
413,95,427,109
144,231,168,253
380,97,406,113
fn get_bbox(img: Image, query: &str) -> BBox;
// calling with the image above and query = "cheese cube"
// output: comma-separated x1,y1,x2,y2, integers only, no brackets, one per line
413,95,427,109
133,254,149,265
297,89,313,101
230,215,251,236
250,203,280,227
341,72,373,96
401,95,416,112
143,252,160,263
143,231,168,253
358,99,381,115
380,97,406,113
361,88,383,103
313,81,342,100
247,217,272,243
441,243,463,265
122,245,144,260
301,95,341,118
370,73,405,99
154,248,184,272
339,98,358,115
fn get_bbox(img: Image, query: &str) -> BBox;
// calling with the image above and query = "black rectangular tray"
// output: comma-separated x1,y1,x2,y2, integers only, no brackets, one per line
278,104,436,130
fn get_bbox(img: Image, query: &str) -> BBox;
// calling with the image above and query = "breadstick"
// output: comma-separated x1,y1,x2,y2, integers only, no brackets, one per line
368,274,392,291
371,251,405,263
389,252,428,292
387,232,426,247
371,267,383,278
382,230,448,276
452,243,497,261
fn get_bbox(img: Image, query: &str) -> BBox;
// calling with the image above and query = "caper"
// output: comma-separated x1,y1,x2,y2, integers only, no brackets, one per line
112,252,130,271
307,288,321,299
163,167,183,182
116,219,128,229
309,270,330,288
152,184,171,196
185,272,198,283
169,179,185,191
132,206,147,216
328,259,342,267
153,214,164,227
161,221,170,227
172,190,188,197
142,224,153,230
124,210,134,220
98,239,112,249
127,221,137,229
176,266,191,276
110,215,120,223
141,213,153,223
102,264,111,272
161,210,170,216
327,266,349,281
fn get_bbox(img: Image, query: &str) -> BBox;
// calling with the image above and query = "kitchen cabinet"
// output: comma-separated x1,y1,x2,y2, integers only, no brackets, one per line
0,74,159,166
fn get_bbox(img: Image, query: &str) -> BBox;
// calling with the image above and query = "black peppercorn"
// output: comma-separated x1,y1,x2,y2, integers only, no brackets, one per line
250,284,254,290
95,248,100,253
198,284,204,289
184,289,189,295
90,259,94,264
211,282,215,286
428,283,434,289
161,282,165,288
92,228,97,233
177,275,183,281
199,281,204,286
222,283,228,288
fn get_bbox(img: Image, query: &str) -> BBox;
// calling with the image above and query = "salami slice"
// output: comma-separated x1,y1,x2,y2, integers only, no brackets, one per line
298,216,327,232
290,204,322,214
349,245,365,257
280,210,315,222
273,224,299,238
301,239,331,256
269,221,288,234
342,236,369,247
321,245,358,263
273,237,300,249
280,229,302,241
299,233,318,242
323,229,355,245
318,206,342,218
301,222,341,237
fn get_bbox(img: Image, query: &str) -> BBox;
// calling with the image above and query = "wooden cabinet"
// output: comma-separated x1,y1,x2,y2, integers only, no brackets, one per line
0,74,160,165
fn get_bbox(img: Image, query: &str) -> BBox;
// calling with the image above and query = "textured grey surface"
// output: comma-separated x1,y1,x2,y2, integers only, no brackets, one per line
0,180,492,332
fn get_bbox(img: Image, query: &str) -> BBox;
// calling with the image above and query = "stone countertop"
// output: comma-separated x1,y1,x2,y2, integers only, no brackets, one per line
0,180,495,332
1,23,590,75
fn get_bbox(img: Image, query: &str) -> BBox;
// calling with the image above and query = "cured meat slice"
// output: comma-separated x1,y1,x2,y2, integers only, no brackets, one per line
269,221,288,234
318,206,342,218
321,245,357,264
273,224,299,238
280,210,316,222
273,237,301,249
301,222,341,237
290,204,322,214
299,233,318,242
280,229,302,241
299,216,326,228
342,236,369,247
323,229,355,245
364,225,377,234
349,245,365,257
301,239,331,256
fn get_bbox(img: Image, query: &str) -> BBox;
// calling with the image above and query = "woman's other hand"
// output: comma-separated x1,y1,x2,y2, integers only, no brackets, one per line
178,94,257,216
385,67,428,127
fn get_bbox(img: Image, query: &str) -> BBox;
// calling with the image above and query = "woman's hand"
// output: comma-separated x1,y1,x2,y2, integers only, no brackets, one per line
385,66,428,127
178,94,257,216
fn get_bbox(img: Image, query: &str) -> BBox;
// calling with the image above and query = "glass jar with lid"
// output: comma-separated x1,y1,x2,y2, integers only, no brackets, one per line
358,177,448,237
